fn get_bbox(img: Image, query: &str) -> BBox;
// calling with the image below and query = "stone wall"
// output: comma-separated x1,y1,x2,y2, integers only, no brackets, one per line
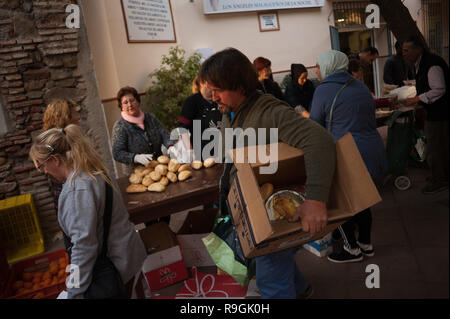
0,0,113,247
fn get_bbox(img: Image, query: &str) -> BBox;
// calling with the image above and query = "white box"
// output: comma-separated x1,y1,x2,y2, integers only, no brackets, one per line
302,233,333,257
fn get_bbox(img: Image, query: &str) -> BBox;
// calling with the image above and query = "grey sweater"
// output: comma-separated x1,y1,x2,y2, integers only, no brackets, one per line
58,170,146,299
112,112,174,174
221,91,336,202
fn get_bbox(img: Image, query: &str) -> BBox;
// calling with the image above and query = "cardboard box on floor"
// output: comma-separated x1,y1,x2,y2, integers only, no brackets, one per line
227,133,382,259
139,222,188,291
176,208,218,268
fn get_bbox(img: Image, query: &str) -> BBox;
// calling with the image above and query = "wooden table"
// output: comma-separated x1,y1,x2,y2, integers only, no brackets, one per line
117,164,223,224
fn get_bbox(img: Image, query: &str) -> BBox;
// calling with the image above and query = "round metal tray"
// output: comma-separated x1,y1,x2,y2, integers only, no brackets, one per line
265,190,305,221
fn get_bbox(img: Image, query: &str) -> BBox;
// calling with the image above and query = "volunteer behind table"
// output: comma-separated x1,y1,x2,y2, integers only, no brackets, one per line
29,125,146,299
310,50,387,263
348,59,397,109
112,86,175,176
253,56,284,101
199,47,336,299
284,63,316,117
178,76,222,161
402,35,449,195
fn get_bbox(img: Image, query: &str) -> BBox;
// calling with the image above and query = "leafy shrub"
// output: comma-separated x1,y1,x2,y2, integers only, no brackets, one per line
145,46,202,130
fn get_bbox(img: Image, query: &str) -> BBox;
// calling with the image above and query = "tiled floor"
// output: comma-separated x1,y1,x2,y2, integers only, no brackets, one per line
295,164,449,299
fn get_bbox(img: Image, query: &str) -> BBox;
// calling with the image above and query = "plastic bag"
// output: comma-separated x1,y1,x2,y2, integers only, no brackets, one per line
389,86,417,101
202,216,255,286
162,128,194,163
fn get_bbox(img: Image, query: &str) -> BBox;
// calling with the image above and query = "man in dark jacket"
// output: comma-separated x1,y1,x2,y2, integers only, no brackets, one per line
199,47,336,299
383,41,414,87
403,36,449,194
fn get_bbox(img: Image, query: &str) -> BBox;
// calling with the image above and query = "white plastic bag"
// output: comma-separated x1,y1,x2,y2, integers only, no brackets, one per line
164,128,194,163
389,86,417,101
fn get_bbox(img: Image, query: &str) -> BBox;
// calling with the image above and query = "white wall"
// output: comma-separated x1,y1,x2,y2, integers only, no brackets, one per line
80,0,334,100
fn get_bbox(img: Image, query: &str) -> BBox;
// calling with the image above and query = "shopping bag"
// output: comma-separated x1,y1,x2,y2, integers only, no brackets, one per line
202,216,255,286
162,128,194,163
411,127,427,162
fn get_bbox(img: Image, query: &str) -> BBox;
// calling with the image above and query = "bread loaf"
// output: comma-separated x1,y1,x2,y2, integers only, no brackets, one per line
191,160,203,170
260,183,274,201
129,173,143,184
149,171,162,182
203,157,216,168
155,164,168,176
178,164,191,173
148,183,165,192
126,184,147,193
142,175,154,187
157,155,170,164
167,171,178,183
178,170,192,181
168,159,180,172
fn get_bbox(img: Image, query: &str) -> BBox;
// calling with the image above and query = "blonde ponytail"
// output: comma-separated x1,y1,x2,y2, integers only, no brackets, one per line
30,124,113,187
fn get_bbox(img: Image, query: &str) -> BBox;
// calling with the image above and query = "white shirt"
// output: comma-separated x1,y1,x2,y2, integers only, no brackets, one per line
415,54,447,104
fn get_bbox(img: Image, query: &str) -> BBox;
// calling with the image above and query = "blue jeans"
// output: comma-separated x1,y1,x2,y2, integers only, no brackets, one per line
255,247,309,299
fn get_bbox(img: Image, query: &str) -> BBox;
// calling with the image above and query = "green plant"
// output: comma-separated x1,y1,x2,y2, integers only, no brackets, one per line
145,46,202,130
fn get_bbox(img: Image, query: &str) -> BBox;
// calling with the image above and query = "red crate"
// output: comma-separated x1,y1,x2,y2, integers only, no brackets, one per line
2,249,68,299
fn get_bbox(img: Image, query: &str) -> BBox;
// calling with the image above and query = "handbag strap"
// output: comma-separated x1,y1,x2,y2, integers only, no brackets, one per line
100,181,113,257
328,78,354,132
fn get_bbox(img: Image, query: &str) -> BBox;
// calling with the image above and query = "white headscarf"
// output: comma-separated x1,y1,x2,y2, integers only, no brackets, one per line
317,50,349,80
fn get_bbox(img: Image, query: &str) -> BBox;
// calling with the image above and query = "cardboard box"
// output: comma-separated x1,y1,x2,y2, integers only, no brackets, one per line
176,208,217,268
227,133,382,258
302,233,333,257
140,222,188,291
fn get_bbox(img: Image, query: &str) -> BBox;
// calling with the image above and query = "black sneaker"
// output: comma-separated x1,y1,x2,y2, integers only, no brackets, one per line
421,182,448,195
296,284,313,299
327,248,363,263
357,242,375,257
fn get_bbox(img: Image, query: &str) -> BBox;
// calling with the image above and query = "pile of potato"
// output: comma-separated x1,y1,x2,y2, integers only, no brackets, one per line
126,156,216,193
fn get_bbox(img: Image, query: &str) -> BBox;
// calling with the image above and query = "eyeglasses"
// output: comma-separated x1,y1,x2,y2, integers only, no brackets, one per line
36,155,52,173
36,144,55,173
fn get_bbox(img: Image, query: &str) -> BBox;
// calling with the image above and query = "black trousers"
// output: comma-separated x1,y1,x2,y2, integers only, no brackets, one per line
425,120,449,183
338,208,372,249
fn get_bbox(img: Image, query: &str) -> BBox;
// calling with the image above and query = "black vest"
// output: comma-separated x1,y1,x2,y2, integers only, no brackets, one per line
415,51,449,121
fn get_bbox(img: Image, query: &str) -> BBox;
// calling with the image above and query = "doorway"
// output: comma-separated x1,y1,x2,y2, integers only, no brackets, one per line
339,29,375,93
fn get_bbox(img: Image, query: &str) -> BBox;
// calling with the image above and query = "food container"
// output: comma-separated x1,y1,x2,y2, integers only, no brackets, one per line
265,190,305,221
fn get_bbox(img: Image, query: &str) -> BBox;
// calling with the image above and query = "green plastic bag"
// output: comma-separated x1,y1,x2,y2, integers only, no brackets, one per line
202,216,255,286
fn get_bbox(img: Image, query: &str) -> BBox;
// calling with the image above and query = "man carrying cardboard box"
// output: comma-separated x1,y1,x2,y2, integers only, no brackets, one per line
199,48,336,299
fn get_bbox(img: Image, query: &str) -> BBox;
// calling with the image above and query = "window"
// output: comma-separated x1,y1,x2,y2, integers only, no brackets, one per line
333,1,371,28
422,0,449,64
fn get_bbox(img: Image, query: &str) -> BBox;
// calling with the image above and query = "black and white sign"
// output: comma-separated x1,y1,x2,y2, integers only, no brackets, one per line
121,0,176,43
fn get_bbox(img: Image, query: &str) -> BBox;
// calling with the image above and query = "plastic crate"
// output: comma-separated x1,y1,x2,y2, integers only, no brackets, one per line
0,194,44,264
3,249,68,299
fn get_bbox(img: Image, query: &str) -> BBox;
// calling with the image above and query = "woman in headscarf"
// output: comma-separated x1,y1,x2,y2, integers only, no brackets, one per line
310,50,387,264
284,63,316,116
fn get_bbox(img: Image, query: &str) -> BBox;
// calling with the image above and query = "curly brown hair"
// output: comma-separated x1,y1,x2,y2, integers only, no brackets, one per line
117,86,141,109
42,99,80,131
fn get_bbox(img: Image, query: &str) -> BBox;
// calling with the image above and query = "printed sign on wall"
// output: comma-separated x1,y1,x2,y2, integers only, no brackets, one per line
121,0,176,43
203,0,324,14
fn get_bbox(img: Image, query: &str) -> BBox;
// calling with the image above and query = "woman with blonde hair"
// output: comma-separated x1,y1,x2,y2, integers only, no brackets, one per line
42,99,80,131
42,99,81,220
29,124,146,299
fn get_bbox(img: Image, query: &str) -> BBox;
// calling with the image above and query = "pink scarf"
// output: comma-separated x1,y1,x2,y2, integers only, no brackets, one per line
121,110,145,130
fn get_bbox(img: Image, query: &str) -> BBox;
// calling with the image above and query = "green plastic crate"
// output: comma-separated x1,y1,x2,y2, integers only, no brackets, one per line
0,194,44,264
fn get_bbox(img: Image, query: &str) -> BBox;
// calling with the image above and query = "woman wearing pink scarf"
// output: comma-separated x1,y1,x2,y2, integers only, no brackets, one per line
112,86,174,175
